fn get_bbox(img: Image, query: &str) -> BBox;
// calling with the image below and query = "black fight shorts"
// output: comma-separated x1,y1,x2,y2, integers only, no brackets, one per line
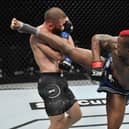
38,73,77,116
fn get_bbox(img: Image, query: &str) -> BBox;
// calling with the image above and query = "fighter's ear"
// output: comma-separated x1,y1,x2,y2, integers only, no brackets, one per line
48,22,55,30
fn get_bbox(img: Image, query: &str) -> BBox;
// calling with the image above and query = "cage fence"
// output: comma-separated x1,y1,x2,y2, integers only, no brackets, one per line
0,0,129,83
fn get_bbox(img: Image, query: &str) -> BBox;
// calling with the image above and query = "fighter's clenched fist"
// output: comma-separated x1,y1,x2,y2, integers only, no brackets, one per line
10,18,23,30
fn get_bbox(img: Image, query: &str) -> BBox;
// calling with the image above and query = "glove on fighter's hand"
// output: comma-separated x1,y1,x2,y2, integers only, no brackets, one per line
91,61,104,77
59,56,72,71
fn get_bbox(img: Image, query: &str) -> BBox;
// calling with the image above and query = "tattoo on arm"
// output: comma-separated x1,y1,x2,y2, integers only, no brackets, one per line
97,34,117,50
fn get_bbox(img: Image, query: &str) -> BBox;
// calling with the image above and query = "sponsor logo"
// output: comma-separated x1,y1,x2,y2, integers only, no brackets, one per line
30,98,106,110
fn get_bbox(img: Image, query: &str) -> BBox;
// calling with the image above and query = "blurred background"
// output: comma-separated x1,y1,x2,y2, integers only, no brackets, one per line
0,0,129,84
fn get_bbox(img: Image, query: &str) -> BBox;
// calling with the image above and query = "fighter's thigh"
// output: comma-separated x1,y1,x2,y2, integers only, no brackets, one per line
107,93,126,107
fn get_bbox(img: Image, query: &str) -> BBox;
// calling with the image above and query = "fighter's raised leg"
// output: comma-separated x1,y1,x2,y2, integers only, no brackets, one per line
10,18,93,70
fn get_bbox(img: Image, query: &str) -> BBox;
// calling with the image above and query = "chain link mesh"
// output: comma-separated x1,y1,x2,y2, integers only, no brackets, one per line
0,0,129,83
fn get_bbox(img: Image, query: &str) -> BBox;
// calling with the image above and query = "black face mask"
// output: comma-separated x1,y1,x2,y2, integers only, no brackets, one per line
53,20,74,36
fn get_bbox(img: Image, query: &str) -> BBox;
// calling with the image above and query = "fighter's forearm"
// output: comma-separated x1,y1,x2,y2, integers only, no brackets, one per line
91,35,102,62
91,34,113,62
17,23,40,36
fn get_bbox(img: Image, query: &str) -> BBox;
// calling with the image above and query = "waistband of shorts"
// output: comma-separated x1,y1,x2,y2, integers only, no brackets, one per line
39,72,63,76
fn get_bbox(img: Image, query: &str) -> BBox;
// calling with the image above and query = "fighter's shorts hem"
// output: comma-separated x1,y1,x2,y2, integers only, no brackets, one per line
47,99,77,116
97,86,129,96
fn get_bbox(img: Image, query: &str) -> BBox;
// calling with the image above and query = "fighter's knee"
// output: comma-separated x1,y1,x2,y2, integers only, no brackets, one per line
91,34,99,42
49,116,65,129
70,110,82,124
74,111,82,122
49,121,63,129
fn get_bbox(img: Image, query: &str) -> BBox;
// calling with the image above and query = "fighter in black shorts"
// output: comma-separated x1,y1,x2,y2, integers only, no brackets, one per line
11,7,81,129
38,73,77,116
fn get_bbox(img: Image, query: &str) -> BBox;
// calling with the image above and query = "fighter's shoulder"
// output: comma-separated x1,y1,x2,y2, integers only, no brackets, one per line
37,24,47,32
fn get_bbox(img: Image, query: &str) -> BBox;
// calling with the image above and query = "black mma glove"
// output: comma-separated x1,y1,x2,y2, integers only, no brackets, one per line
59,55,72,71
60,19,73,39
63,20,73,34
91,61,104,77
